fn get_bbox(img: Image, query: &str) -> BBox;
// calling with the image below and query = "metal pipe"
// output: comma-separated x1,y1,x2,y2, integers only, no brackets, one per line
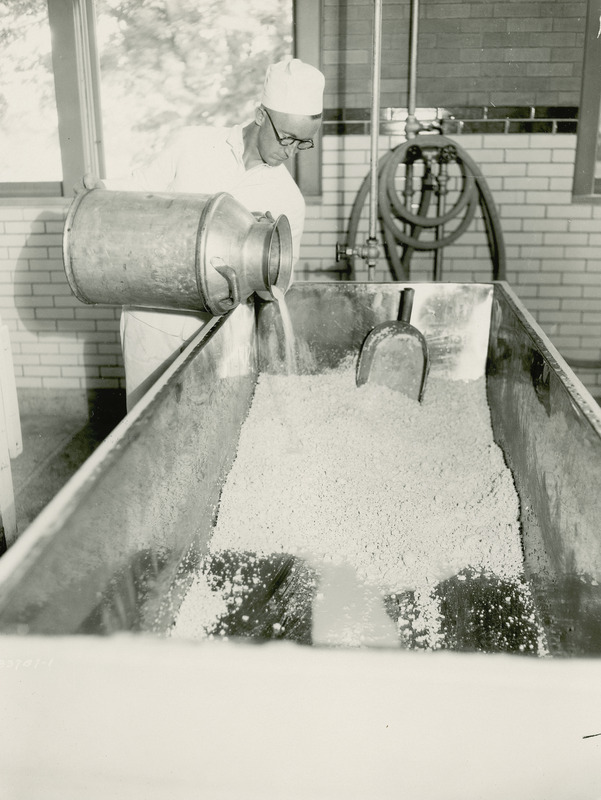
406,0,420,139
434,150,450,281
367,0,383,280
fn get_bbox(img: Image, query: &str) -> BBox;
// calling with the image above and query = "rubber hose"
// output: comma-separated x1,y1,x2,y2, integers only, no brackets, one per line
385,136,476,229
379,179,479,251
343,134,506,281
394,185,434,280
474,174,506,281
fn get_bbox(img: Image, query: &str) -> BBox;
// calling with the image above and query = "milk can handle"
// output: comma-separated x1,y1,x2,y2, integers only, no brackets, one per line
212,264,241,314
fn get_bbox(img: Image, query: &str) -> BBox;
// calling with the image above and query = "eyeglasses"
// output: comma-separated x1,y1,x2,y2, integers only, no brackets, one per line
263,108,315,150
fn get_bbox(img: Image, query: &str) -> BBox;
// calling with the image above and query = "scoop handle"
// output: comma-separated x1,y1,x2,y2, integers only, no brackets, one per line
399,288,415,323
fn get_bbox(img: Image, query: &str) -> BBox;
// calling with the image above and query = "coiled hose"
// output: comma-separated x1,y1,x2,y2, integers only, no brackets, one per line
342,134,506,281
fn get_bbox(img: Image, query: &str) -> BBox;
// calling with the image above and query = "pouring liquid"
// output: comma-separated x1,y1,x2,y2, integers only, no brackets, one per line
271,285,298,374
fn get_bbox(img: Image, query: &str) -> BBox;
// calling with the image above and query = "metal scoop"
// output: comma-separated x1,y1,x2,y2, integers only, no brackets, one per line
356,288,429,401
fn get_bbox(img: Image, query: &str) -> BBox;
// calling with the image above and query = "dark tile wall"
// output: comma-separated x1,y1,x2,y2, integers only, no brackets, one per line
322,106,579,136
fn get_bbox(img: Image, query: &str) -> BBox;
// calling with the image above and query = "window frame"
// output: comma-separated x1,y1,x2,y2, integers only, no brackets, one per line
293,0,322,199
1,0,322,200
573,0,601,202
0,0,103,199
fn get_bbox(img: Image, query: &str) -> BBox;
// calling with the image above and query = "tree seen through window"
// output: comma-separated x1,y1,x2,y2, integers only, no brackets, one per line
96,0,293,176
0,0,293,184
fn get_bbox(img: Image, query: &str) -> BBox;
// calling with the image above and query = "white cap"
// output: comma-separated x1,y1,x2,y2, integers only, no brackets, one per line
261,58,325,116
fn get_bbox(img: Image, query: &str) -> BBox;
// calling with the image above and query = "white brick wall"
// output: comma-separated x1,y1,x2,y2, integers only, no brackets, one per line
1,132,600,396
0,200,124,392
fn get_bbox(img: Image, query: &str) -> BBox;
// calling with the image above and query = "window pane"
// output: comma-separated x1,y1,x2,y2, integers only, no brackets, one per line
0,1,62,182
596,107,601,190
96,0,293,177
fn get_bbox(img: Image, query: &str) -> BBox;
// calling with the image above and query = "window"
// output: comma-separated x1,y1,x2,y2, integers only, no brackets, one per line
0,0,322,198
573,0,601,200
96,0,293,176
0,0,62,194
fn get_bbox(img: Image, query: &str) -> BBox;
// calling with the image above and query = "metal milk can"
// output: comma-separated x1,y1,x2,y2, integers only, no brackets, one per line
62,189,293,315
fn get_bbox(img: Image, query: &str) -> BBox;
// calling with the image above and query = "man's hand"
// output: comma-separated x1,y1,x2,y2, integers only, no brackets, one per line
73,173,106,196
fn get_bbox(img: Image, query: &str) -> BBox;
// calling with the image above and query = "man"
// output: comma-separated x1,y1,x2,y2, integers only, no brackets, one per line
97,58,325,409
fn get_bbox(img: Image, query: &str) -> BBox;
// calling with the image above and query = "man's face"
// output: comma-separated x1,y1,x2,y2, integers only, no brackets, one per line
256,106,322,167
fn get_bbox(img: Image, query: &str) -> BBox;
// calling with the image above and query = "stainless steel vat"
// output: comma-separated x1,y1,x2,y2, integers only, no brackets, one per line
0,281,600,657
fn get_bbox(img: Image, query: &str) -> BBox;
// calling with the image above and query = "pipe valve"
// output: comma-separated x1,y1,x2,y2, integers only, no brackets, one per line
336,238,381,264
